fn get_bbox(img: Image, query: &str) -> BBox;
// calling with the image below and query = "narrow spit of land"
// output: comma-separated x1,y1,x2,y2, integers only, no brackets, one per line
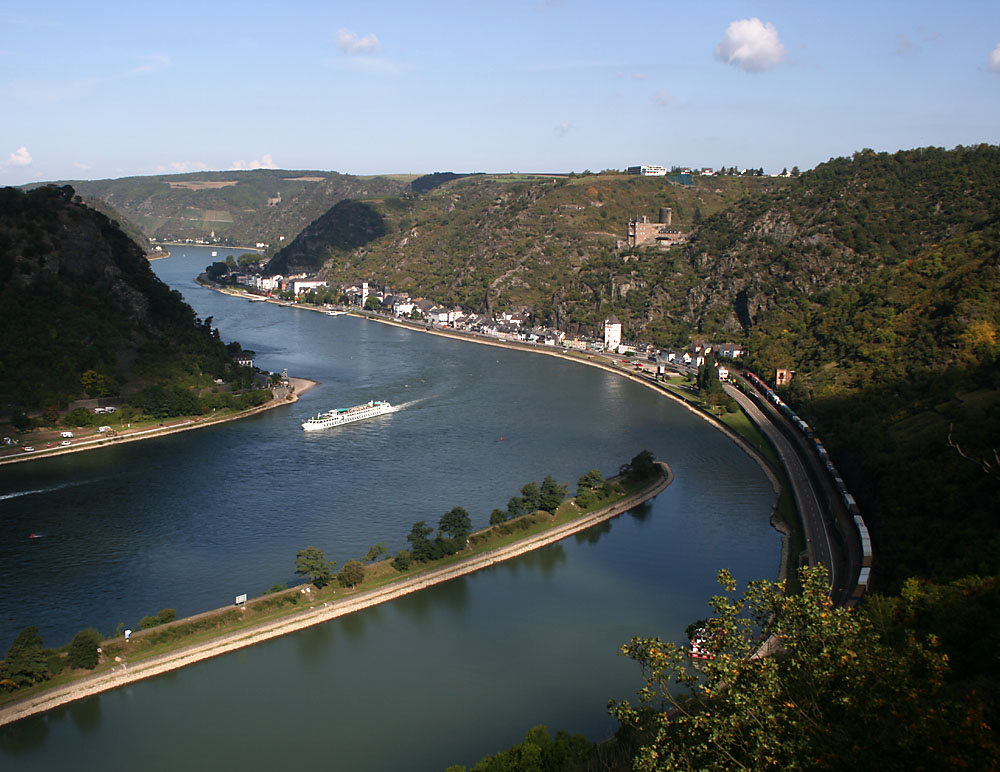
0,463,672,727
0,379,316,467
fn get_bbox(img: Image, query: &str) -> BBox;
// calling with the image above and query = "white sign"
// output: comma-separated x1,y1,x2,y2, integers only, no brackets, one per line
235,594,247,606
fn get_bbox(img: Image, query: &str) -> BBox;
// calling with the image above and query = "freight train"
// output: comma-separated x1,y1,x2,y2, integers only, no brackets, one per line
743,371,872,604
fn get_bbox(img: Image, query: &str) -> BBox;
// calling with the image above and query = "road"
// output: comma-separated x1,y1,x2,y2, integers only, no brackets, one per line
725,383,843,594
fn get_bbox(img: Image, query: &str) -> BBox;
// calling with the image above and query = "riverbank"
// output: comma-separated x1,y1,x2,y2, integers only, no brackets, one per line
0,463,671,727
0,378,316,467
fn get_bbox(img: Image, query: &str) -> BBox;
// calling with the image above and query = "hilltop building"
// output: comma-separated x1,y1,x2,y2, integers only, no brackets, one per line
626,165,668,177
627,208,686,248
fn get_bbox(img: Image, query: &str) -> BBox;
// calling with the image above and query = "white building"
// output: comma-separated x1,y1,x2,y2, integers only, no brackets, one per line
626,165,668,177
604,315,622,352
293,279,327,295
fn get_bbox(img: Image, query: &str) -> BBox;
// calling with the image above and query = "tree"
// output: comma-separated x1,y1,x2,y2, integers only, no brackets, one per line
295,546,336,588
538,475,567,514
439,506,472,541
407,520,440,562
364,295,381,311
337,560,366,588
621,449,657,482
391,549,412,572
507,496,526,519
611,565,999,771
489,508,508,526
577,468,605,494
520,482,541,512
0,626,49,690
363,543,388,563
66,628,103,670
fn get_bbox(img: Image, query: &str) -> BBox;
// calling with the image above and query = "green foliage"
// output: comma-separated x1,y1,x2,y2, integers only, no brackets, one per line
520,482,541,513
363,543,388,563
0,185,246,413
489,508,508,526
337,560,366,588
439,506,472,542
295,546,336,588
577,469,605,494
66,628,103,670
1,626,49,691
612,565,1000,771
264,583,287,595
462,724,594,772
407,520,441,563
138,608,175,629
391,549,412,572
538,475,567,514
620,450,657,482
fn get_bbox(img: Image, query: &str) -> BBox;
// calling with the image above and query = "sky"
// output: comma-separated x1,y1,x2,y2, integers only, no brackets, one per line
2,0,999,185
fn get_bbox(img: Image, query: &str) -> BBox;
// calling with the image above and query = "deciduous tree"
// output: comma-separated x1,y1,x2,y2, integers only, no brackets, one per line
611,565,999,771
295,546,336,588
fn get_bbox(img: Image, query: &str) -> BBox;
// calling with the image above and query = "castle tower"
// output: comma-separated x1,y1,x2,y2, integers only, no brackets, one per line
604,315,622,352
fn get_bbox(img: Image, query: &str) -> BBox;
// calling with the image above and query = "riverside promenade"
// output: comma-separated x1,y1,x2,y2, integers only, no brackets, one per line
0,463,672,727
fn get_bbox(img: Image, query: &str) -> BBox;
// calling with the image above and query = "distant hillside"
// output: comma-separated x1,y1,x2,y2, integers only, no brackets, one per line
32,169,412,247
0,185,240,413
269,171,773,341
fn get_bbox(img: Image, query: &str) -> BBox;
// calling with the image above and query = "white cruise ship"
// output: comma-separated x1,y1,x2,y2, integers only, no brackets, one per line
301,400,393,431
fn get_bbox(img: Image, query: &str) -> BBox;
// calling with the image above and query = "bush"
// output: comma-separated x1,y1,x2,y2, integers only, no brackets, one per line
157,608,176,624
66,629,103,669
392,550,412,572
264,583,287,595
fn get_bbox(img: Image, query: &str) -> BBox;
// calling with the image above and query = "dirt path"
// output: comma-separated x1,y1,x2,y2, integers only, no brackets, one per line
0,464,671,727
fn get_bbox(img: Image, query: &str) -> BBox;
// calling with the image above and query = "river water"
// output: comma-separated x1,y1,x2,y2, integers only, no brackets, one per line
0,247,778,770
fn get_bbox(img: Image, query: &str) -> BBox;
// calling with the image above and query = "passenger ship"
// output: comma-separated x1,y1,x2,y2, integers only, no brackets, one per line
301,400,393,431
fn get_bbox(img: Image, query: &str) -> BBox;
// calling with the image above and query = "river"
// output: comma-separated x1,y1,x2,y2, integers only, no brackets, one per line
0,247,779,770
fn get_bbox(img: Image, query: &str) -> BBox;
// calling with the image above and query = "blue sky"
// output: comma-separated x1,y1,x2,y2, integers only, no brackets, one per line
2,1,998,184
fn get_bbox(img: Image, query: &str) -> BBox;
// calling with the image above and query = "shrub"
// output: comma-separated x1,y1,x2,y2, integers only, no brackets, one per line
66,629,103,669
392,550,412,572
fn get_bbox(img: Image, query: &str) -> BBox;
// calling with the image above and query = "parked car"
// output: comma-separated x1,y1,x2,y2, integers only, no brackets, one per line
23,446,35,452
60,431,74,438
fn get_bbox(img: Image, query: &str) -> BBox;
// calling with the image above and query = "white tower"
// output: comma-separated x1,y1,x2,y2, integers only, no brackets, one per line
604,315,622,352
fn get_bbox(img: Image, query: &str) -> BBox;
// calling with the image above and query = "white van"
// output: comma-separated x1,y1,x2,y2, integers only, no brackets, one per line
60,431,74,438
98,425,112,433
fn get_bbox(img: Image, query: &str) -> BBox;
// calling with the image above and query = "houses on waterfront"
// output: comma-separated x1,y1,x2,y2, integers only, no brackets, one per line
213,266,743,366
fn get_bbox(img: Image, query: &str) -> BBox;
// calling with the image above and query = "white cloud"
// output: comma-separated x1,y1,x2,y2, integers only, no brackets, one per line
713,18,786,73
156,160,209,173
555,122,573,136
72,161,92,171
894,34,918,56
231,154,278,170
651,89,671,108
989,43,1000,73
128,53,171,76
7,145,32,166
335,28,380,55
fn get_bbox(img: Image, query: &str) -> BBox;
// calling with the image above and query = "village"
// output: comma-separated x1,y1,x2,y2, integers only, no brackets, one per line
209,262,744,379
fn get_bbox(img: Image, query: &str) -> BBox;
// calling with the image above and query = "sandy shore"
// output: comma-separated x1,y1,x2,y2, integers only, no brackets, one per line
0,378,317,467
0,464,671,727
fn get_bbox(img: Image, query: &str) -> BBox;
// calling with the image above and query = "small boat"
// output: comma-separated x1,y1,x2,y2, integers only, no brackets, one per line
688,627,714,660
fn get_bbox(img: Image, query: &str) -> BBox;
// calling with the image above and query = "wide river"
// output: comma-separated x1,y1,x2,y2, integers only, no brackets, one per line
0,247,779,770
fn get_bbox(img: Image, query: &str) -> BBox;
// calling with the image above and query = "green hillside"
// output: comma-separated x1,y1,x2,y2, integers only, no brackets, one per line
0,185,249,416
32,169,412,247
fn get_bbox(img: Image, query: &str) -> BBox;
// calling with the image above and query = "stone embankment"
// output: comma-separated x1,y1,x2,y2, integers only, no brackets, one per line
0,464,671,727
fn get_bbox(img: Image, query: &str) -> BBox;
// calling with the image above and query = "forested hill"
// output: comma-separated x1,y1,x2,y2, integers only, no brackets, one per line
268,171,777,340
33,169,413,247
265,146,999,590
0,185,238,413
